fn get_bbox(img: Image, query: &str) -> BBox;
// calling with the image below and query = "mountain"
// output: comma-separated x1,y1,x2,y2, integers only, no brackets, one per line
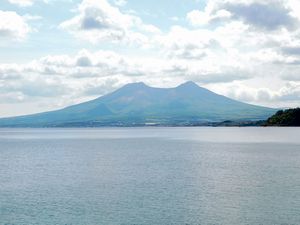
0,81,277,127
265,108,300,126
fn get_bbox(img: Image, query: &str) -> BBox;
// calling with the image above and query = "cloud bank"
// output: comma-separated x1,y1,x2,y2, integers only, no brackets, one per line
1,0,300,116
0,10,31,40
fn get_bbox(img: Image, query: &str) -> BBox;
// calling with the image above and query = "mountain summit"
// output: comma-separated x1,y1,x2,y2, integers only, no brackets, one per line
0,81,277,127
177,81,199,88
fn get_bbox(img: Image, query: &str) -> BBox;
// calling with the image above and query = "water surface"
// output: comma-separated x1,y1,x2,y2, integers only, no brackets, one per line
1,128,300,225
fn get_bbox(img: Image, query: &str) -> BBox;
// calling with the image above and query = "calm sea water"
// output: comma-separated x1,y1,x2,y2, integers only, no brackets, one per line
1,127,300,225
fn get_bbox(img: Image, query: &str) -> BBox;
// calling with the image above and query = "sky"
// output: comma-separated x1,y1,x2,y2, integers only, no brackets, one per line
0,0,300,117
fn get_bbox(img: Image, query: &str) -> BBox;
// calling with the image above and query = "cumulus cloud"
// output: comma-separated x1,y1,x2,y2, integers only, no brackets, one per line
84,78,120,95
191,70,251,84
0,64,22,80
156,26,224,60
281,68,300,81
188,0,299,31
0,11,31,40
60,0,160,44
281,46,300,55
1,48,300,115
0,48,256,107
278,82,300,101
207,80,300,108
7,79,67,97
0,50,138,102
114,0,127,7
187,9,231,26
226,3,297,30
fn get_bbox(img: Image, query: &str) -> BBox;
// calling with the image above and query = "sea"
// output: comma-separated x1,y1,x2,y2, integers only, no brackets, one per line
1,127,300,225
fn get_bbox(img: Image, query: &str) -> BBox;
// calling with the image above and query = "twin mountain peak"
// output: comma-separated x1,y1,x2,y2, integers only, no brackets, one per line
0,81,277,127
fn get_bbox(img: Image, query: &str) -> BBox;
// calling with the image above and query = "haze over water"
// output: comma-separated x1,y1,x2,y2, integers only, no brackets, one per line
1,127,300,225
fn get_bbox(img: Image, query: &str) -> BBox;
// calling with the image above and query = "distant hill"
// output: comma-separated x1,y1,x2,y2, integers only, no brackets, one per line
265,108,300,126
0,81,277,127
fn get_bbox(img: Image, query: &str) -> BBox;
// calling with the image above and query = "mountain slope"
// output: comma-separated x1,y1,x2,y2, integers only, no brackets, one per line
0,81,277,127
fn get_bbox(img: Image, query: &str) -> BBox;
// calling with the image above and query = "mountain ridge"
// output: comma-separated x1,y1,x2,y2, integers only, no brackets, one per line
0,81,277,127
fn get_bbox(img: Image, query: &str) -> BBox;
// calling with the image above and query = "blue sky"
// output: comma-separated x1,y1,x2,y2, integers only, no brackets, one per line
0,0,300,117
0,0,206,62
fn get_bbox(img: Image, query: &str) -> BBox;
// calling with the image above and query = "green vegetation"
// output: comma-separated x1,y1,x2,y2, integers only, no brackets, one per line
265,108,300,126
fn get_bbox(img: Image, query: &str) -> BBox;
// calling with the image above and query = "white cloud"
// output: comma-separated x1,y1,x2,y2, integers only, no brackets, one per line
60,0,160,44
23,14,43,21
0,48,282,101
0,11,31,40
225,2,297,31
222,81,300,108
1,48,300,116
156,26,223,59
187,9,231,26
187,0,299,31
114,0,127,7
0,49,254,105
